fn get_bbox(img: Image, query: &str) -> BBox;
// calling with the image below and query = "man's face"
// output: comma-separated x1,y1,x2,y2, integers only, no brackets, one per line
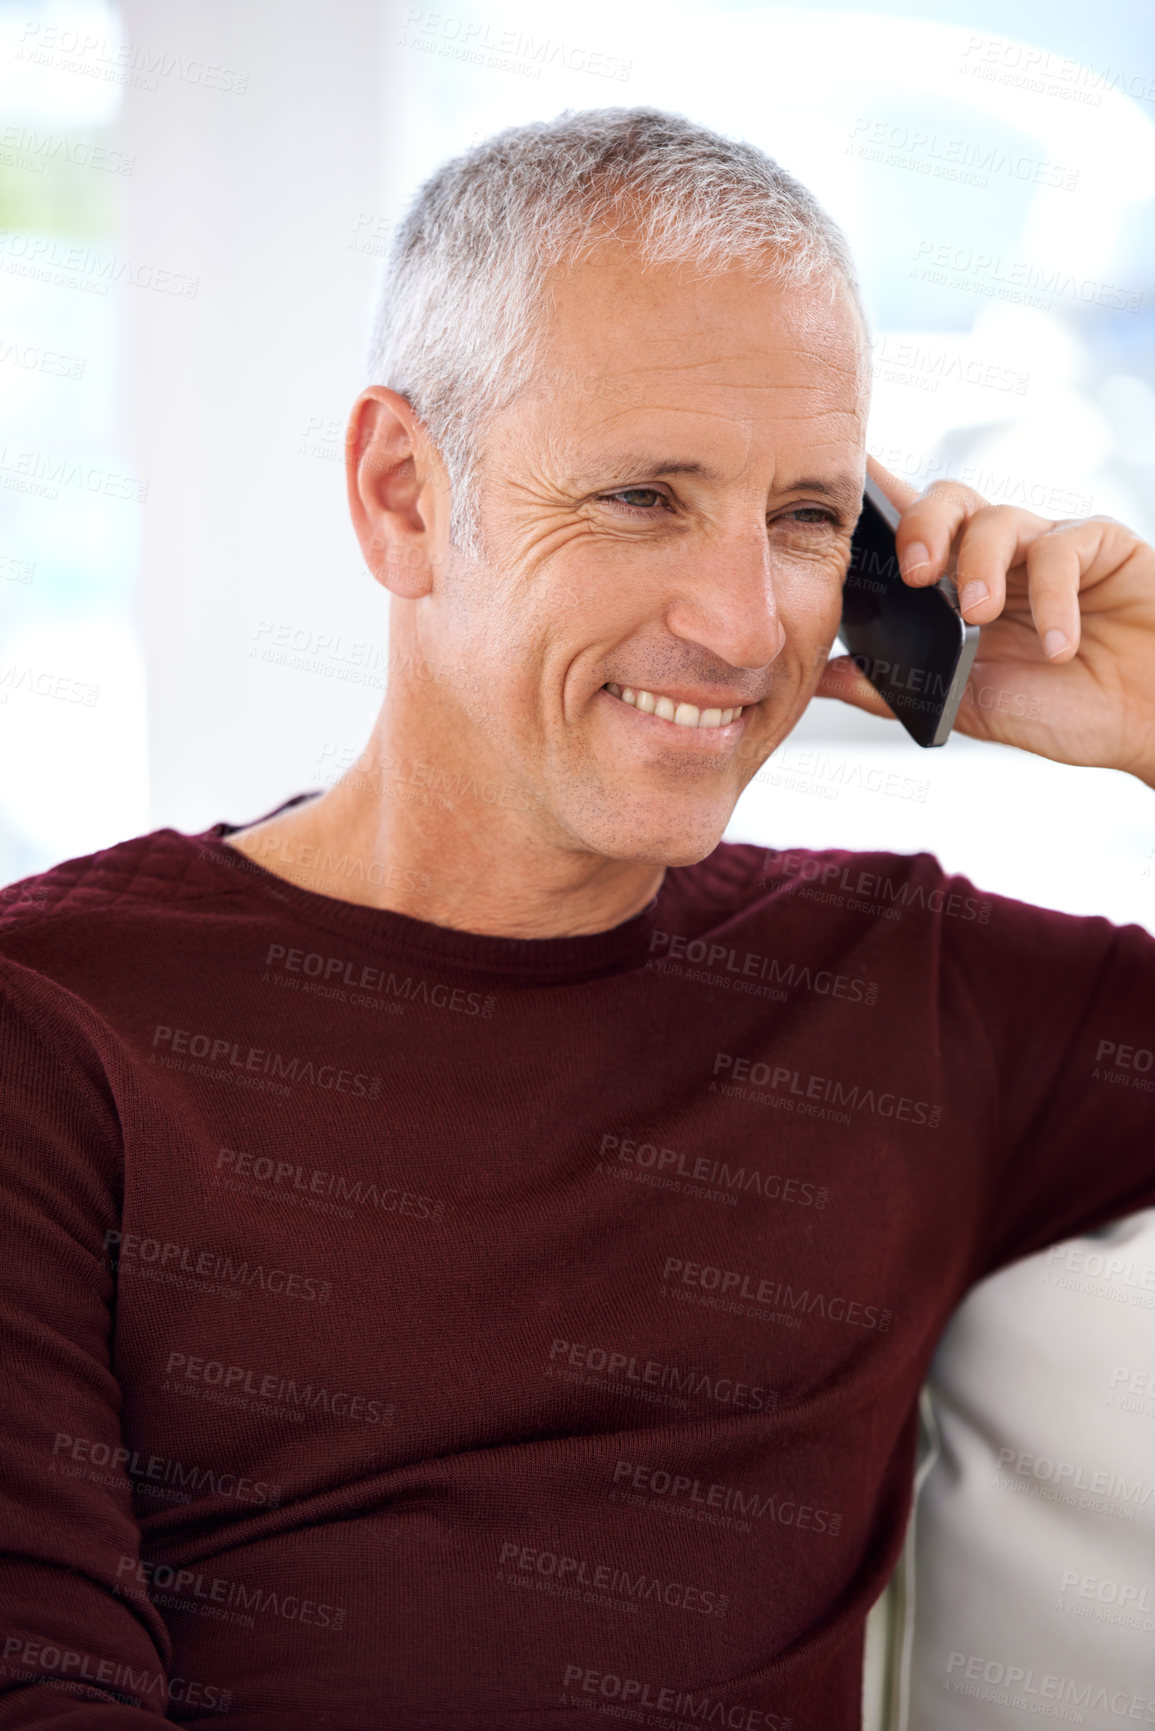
415,245,868,868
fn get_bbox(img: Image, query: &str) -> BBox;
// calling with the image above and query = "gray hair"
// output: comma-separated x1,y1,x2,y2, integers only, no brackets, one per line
366,107,864,560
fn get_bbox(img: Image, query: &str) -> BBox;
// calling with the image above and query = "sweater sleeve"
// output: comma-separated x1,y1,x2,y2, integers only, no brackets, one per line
0,961,173,1727
938,869,1155,1281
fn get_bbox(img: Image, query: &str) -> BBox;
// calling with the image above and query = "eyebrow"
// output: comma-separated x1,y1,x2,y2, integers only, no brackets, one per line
567,454,721,485
569,454,861,508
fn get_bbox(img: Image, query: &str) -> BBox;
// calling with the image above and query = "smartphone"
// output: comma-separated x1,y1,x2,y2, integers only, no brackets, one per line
838,476,980,748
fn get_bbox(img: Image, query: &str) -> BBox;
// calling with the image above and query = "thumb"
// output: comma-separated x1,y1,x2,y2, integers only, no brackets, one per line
813,654,899,723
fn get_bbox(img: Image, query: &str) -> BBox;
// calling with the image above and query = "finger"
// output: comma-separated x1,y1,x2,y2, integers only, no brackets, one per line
864,453,924,516
891,481,989,587
1023,524,1086,661
951,505,1052,623
813,654,899,722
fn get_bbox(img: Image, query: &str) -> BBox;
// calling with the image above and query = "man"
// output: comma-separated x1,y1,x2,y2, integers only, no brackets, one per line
1,106,1152,1731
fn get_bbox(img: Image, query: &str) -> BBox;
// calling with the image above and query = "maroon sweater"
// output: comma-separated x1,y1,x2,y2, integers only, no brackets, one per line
2,799,1154,1730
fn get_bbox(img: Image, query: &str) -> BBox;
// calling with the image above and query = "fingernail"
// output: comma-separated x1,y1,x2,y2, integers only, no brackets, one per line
1044,628,1069,659
900,541,931,578
959,581,989,613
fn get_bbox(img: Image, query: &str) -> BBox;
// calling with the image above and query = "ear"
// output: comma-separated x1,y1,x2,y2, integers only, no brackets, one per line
345,386,447,599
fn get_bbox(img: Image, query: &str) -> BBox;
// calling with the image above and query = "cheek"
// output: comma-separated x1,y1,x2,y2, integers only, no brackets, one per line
773,551,848,640
474,519,617,646
483,502,602,579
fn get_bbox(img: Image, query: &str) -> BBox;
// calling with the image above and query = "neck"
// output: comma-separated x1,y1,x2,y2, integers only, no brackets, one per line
224,685,667,940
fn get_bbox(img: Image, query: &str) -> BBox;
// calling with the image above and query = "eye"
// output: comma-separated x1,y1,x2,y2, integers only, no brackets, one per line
780,505,841,527
600,486,670,514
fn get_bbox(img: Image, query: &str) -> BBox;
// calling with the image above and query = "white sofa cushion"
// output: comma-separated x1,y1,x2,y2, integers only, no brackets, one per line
881,1208,1155,1729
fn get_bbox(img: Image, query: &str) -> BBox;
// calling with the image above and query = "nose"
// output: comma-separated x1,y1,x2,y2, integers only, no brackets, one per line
662,522,786,674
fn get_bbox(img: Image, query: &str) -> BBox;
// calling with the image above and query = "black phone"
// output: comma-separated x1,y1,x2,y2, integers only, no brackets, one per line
839,476,979,748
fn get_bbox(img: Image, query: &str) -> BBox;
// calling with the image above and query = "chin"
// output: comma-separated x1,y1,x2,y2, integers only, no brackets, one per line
654,838,726,868
580,807,731,870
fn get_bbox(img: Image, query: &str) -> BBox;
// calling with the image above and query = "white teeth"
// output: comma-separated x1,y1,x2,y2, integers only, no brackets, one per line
603,684,744,729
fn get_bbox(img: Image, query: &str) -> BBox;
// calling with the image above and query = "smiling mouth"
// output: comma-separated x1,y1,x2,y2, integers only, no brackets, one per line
603,683,746,730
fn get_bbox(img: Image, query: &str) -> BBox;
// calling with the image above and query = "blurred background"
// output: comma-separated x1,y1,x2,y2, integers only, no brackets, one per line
2,0,1154,927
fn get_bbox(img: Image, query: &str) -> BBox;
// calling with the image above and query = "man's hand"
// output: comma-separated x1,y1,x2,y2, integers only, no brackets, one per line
816,455,1155,787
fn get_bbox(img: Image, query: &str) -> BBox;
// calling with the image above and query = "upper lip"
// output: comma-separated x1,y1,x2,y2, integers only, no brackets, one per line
603,682,757,708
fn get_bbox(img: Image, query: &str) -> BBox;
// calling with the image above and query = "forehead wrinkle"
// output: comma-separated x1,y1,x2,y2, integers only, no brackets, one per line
536,338,863,402
519,368,864,498
557,403,863,469
556,327,863,368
